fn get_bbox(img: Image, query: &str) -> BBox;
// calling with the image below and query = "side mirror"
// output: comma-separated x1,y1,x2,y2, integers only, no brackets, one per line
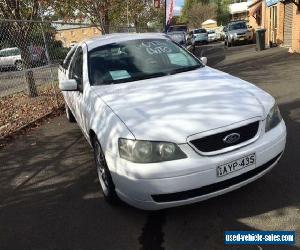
59,79,77,91
201,57,207,65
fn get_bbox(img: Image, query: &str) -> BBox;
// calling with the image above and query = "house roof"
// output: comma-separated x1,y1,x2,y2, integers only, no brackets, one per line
229,2,248,14
201,19,217,25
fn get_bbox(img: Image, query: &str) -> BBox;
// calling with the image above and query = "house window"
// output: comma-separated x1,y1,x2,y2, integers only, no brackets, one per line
71,31,74,37
82,29,87,34
60,32,64,38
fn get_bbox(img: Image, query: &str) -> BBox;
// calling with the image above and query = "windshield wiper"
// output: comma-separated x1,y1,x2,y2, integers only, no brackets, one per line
94,72,168,85
168,65,202,75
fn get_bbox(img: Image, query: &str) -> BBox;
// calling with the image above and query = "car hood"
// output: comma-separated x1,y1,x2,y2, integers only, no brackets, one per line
92,67,274,143
194,33,207,37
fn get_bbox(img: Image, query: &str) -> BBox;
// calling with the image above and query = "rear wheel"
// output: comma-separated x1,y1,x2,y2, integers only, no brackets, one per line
92,136,120,204
15,60,23,71
65,104,76,123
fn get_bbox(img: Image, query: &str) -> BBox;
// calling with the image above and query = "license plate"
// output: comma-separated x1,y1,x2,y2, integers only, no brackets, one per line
239,37,245,41
217,153,256,177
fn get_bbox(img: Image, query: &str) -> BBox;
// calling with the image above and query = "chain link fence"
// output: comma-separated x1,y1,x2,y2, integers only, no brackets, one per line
0,19,156,139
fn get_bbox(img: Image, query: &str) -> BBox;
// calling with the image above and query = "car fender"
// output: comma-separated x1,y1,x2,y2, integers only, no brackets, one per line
88,91,135,171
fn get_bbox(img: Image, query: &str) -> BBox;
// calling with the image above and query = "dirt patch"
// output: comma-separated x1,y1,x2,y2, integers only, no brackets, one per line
0,84,64,147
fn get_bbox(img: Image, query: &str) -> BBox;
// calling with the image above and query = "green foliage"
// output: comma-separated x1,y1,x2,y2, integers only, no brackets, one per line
180,0,230,26
216,0,231,25
180,0,211,23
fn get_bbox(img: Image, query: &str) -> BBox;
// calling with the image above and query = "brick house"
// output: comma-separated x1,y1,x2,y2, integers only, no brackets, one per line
248,0,300,52
53,23,102,48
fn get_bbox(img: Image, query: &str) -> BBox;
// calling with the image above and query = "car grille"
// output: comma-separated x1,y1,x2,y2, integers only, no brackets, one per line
189,121,260,153
151,152,282,203
237,32,246,36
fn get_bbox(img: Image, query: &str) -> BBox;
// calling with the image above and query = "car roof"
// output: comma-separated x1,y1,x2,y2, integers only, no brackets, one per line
84,33,169,51
192,28,206,31
228,20,247,24
0,47,18,51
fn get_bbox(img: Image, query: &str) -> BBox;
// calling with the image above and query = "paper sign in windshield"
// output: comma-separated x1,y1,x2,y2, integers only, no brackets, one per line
168,53,189,66
109,70,131,80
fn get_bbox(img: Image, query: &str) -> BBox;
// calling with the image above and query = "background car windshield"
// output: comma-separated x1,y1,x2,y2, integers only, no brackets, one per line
194,29,206,34
88,39,202,85
167,26,188,32
167,33,185,43
229,22,247,30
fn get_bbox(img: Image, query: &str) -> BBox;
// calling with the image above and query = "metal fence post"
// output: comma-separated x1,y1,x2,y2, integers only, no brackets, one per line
39,21,59,108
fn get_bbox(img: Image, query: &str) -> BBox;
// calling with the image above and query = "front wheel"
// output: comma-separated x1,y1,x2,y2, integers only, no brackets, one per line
65,104,76,123
92,137,120,204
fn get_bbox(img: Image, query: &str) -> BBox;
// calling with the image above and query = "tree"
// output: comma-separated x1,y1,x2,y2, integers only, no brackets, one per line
0,0,52,97
216,0,231,26
55,0,123,34
187,3,216,28
180,0,211,23
56,0,164,33
118,0,163,31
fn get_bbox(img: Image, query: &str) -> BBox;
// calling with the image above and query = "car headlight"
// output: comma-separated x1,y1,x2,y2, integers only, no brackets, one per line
119,139,187,163
265,104,282,132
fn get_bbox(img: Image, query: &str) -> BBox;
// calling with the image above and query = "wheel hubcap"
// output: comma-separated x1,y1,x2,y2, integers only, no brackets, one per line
95,142,109,195
16,63,22,70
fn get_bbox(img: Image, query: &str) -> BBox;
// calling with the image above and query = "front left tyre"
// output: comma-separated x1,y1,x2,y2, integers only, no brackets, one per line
65,104,76,123
92,136,120,204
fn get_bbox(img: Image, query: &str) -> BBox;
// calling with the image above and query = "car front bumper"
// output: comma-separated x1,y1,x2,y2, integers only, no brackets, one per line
106,120,286,210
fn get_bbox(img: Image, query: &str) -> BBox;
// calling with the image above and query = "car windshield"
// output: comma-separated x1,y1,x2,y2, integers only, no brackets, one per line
228,22,247,31
208,30,215,34
88,39,202,86
194,29,206,34
167,33,185,43
167,26,188,32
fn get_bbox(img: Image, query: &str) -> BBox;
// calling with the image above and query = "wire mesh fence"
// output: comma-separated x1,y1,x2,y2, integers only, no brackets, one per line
0,19,157,138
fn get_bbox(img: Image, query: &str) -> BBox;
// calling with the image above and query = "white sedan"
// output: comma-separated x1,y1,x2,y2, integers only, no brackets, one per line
59,33,286,210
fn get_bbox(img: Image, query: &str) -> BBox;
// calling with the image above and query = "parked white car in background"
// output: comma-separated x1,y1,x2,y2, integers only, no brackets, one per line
0,46,46,71
0,47,23,71
208,30,217,42
59,33,286,210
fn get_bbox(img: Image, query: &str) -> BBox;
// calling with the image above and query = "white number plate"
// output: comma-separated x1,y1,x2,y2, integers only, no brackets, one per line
217,153,256,177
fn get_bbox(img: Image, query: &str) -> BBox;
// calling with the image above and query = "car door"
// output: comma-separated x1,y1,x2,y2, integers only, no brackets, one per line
68,47,87,134
11,48,21,66
0,51,5,67
6,49,16,67
0,50,10,67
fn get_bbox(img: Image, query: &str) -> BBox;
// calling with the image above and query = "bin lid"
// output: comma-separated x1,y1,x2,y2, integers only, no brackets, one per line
256,28,266,31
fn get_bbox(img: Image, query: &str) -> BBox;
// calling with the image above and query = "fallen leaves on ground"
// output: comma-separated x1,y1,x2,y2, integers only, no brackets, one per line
0,84,64,142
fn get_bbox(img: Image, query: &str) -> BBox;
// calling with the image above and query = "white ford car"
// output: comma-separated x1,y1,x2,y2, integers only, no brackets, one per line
59,33,286,210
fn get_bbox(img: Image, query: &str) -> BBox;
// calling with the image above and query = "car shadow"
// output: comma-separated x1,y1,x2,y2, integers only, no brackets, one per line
0,101,299,249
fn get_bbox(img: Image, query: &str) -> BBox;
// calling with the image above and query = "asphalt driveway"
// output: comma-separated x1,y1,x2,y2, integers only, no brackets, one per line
0,45,299,250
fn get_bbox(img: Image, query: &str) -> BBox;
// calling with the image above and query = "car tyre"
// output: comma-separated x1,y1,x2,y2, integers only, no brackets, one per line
92,136,120,205
15,60,23,71
65,104,76,123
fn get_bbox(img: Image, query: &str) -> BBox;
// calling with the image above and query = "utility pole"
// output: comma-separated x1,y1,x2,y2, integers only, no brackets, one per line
164,0,167,32
127,0,130,31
